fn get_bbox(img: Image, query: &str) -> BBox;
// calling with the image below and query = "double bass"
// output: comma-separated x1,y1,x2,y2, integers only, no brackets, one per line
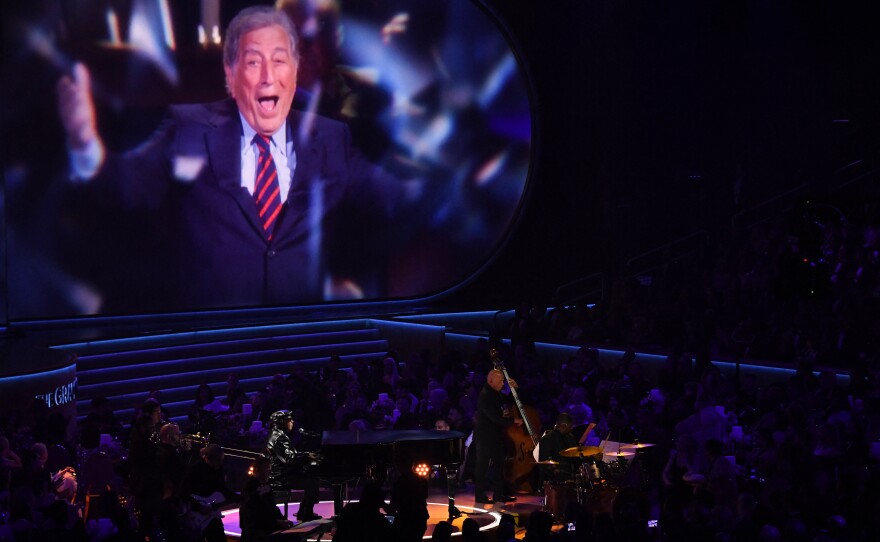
490,349,542,492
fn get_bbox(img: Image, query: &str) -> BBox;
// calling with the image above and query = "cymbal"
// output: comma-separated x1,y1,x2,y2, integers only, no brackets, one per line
619,442,656,450
604,451,635,458
535,459,560,465
559,445,603,458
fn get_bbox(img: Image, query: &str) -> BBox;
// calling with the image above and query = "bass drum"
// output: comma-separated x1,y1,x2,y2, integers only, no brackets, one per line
543,481,582,520
583,485,618,516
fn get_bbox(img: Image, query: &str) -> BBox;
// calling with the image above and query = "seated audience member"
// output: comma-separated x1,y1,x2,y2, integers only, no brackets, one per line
51,466,78,504
564,387,594,424
445,405,472,434
662,434,699,498
224,372,248,413
335,381,368,429
458,380,480,422
433,419,451,431
495,513,517,542
393,395,421,430
674,396,727,447
610,486,651,541
333,482,394,542
703,438,737,509
0,436,22,491
82,397,123,439
9,443,51,503
522,510,555,541
555,500,592,542
567,403,593,442
189,384,221,436
732,492,760,541
387,450,429,542
420,388,450,427
79,422,102,451
264,376,290,422
461,517,488,542
431,520,454,542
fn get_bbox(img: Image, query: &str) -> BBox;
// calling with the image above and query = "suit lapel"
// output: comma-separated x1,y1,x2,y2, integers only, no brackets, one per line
205,102,266,240
273,110,323,243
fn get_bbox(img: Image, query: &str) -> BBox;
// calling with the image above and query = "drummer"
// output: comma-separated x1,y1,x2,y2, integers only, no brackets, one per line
538,413,579,480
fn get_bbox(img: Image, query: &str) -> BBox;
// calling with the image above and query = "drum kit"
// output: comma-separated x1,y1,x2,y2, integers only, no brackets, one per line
541,441,656,519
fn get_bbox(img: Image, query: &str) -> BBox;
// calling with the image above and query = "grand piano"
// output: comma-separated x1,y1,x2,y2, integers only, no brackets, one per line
307,429,466,519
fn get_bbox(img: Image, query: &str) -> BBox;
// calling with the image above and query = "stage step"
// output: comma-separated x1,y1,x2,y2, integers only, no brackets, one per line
54,319,389,424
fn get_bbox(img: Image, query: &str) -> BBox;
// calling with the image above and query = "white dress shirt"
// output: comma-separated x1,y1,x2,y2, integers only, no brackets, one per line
238,115,296,203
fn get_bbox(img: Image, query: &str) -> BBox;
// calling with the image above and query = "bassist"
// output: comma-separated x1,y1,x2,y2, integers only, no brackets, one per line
473,369,522,504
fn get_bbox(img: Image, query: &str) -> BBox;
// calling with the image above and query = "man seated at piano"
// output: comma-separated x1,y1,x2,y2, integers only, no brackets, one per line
265,410,322,522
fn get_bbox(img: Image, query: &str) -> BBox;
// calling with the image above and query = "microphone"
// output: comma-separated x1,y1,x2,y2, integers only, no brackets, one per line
298,427,321,437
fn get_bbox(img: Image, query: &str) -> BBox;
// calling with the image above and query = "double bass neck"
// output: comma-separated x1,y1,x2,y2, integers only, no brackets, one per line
491,350,539,445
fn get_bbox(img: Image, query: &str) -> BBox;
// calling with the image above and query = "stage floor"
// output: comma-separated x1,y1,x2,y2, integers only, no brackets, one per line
221,485,546,540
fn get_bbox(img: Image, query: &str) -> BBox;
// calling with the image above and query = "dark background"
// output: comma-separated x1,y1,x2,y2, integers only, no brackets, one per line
447,0,880,309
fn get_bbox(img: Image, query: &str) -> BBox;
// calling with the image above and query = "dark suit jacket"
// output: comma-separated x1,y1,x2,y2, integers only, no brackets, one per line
474,384,514,453
90,99,401,309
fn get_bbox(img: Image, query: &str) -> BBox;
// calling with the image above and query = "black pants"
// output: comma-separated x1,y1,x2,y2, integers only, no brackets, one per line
474,438,505,499
272,474,320,517
297,477,319,516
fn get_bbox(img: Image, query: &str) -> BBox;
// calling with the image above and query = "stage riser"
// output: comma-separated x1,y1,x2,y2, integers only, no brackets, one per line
73,329,381,371
77,339,387,386
62,320,390,424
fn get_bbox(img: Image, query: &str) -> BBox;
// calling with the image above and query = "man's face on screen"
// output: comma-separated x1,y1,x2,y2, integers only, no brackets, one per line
225,24,297,136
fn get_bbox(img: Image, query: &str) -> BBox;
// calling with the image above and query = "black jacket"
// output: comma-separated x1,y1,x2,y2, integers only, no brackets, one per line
265,427,307,490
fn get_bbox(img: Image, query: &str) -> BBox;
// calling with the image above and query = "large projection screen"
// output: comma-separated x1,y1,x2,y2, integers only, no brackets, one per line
1,0,532,319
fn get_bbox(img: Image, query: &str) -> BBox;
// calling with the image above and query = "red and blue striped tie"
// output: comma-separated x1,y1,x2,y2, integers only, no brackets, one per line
253,134,283,241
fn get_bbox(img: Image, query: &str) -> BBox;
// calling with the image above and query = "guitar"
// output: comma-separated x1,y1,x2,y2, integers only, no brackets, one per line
191,491,226,508
188,491,227,535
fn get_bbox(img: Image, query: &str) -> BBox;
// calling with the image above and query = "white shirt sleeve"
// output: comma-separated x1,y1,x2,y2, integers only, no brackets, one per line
68,138,106,181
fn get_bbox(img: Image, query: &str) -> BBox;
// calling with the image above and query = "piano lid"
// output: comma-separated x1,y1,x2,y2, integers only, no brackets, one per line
321,430,466,446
